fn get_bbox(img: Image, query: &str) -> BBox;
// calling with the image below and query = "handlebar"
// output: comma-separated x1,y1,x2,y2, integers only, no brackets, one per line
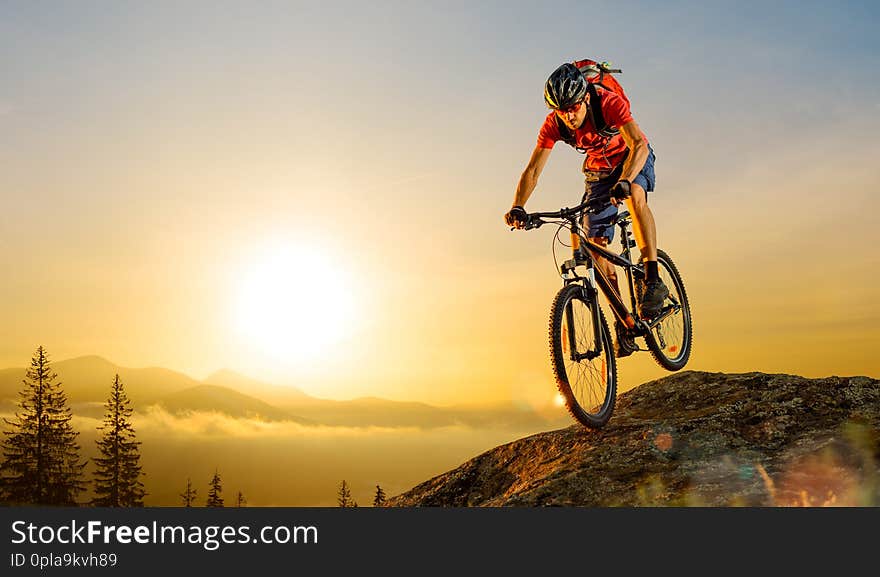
514,193,619,230
510,200,629,230
526,197,592,221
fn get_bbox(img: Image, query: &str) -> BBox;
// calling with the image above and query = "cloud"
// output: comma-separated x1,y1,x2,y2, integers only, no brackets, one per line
1,407,483,441
129,405,459,440
2,406,537,506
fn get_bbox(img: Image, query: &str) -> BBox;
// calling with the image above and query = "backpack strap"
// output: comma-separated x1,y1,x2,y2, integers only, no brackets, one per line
585,82,620,139
555,116,586,154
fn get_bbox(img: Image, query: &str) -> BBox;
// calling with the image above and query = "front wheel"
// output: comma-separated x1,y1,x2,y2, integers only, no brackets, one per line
639,249,693,371
549,283,617,428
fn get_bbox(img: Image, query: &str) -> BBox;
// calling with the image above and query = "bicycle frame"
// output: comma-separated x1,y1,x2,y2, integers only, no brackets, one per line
581,213,684,332
556,211,641,354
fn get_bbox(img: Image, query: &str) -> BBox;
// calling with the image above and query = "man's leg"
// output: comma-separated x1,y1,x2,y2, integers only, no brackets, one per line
588,236,619,296
624,182,656,261
624,183,668,318
587,235,637,358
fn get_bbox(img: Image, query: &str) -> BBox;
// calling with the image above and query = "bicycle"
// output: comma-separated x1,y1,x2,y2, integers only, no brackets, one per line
515,197,693,428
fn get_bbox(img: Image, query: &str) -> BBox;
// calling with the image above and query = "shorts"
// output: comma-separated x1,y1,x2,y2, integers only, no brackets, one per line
581,144,656,242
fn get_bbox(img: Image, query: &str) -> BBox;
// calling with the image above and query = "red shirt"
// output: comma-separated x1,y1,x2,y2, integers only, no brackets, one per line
537,87,647,171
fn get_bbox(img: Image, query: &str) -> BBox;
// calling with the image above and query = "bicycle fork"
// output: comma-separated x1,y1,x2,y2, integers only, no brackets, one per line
561,261,607,362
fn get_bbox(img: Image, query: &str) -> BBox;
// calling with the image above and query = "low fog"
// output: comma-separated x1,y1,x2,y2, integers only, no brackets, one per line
2,406,561,506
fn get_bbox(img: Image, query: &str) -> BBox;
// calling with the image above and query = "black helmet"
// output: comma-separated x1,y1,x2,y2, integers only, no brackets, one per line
543,62,587,109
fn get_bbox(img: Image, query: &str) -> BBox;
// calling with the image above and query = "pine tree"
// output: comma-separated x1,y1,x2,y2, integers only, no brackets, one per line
91,374,146,506
337,479,353,507
373,484,387,507
0,346,86,505
206,470,224,507
180,478,197,507
235,490,247,507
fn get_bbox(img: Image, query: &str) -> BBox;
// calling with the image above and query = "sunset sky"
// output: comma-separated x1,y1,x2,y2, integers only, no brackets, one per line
2,1,878,406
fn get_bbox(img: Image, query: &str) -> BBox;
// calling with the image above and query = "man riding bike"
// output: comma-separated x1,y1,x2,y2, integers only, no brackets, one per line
505,60,668,358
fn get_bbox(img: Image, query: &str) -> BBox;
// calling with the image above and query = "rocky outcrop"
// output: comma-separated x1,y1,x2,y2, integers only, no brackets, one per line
386,371,880,506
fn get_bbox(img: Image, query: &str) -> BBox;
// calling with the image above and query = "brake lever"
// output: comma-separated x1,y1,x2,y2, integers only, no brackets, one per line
523,216,544,230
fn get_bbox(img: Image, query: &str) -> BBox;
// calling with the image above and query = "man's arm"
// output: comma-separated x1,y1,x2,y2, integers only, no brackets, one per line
513,145,552,208
617,119,648,185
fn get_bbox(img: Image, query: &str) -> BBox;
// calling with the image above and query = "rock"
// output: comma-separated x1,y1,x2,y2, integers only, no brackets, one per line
385,371,880,507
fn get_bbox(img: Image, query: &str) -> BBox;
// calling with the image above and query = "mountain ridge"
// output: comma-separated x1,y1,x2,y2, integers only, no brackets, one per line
0,356,567,429
156,384,314,424
0,356,202,406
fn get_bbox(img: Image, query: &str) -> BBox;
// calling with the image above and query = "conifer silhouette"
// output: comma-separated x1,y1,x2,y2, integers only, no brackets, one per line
0,346,86,505
373,484,387,507
180,478,198,507
92,374,146,506
206,470,224,507
235,490,247,507
337,479,353,507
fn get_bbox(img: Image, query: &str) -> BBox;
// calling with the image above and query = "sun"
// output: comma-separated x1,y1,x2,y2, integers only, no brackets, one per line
233,243,357,364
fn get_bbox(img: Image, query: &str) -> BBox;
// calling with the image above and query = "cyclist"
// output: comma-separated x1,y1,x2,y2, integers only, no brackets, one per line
505,61,669,358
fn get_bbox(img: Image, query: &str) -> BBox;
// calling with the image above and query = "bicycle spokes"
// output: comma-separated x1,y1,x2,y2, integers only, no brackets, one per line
642,250,692,371
565,300,603,361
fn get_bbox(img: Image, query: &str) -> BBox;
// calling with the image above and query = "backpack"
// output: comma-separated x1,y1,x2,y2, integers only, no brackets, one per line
556,59,630,153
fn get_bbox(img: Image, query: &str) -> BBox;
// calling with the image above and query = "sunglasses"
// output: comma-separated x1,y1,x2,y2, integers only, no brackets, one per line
554,101,583,116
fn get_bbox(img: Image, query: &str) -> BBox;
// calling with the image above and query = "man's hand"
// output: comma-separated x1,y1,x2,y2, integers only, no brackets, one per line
504,206,529,229
610,180,631,206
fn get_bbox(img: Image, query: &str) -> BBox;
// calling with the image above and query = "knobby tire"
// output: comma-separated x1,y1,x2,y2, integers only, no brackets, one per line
549,283,617,428
641,249,693,371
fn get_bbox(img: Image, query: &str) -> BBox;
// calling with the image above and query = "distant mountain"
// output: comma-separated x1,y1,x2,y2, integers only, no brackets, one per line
203,369,314,406
272,395,568,430
289,396,454,427
0,356,201,406
202,370,566,429
155,384,313,424
0,368,26,401
0,357,568,429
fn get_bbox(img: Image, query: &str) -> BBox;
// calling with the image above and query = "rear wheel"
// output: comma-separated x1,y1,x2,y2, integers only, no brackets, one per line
639,249,693,371
549,283,617,428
